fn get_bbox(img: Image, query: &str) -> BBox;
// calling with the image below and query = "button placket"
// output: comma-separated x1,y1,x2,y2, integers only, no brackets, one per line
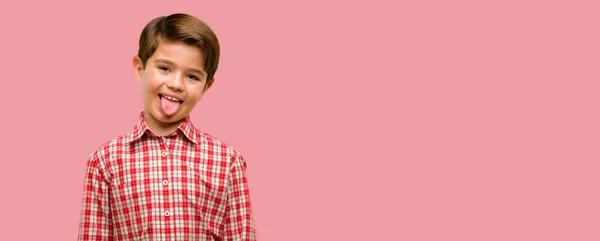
157,131,177,224
157,135,169,158
160,142,169,188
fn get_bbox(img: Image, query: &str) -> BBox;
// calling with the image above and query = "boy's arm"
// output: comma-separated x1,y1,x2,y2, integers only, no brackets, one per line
221,153,258,240
77,154,113,241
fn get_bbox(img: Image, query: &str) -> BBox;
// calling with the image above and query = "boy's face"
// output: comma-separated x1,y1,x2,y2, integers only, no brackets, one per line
133,41,213,133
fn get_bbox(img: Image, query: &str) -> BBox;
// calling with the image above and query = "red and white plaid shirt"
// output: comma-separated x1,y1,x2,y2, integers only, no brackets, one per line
78,112,257,240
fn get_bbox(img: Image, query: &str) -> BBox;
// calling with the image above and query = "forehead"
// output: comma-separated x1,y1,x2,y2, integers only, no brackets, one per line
152,41,205,69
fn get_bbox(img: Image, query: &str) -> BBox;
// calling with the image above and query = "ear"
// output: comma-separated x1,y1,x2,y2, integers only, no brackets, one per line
132,56,144,84
203,79,214,93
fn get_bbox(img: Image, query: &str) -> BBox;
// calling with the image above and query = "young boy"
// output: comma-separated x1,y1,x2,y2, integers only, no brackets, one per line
77,13,257,240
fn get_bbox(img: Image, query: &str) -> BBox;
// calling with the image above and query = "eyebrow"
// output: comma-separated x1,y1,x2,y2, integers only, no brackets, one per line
155,58,206,76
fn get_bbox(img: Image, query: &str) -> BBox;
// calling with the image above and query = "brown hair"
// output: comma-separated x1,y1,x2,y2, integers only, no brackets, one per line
137,13,220,85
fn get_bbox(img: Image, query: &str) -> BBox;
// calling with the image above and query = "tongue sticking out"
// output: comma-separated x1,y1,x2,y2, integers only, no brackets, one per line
160,97,180,116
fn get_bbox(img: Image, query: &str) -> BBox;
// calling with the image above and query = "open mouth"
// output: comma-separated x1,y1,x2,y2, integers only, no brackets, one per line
158,94,183,116
158,94,183,103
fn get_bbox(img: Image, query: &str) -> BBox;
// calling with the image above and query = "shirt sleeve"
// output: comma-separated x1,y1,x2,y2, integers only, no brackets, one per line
77,154,113,241
221,153,258,240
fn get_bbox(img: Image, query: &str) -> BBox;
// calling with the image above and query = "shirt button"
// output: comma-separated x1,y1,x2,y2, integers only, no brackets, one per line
162,152,168,157
164,211,170,217
171,132,177,136
162,180,169,186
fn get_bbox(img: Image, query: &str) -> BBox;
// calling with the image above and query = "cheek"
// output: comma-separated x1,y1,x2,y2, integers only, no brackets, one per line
196,90,208,100
144,74,163,91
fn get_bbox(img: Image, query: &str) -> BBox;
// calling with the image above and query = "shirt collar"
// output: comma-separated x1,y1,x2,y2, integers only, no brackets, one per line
127,111,203,145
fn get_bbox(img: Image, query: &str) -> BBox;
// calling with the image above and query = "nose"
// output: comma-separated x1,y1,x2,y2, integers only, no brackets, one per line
166,73,184,91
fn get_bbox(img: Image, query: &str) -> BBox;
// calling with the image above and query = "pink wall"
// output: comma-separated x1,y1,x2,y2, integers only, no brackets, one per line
1,0,599,240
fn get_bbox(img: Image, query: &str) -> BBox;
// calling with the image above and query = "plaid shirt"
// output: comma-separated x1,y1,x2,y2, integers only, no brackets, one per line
77,112,257,240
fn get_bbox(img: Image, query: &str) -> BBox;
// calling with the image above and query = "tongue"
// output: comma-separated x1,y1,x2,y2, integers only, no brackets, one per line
160,97,180,116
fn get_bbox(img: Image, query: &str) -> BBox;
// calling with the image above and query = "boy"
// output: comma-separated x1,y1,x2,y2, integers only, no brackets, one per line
77,13,257,240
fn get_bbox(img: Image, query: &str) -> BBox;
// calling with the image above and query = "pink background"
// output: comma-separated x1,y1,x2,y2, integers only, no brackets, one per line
1,0,599,240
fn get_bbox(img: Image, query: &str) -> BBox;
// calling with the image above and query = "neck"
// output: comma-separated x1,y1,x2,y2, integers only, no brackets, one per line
143,111,184,136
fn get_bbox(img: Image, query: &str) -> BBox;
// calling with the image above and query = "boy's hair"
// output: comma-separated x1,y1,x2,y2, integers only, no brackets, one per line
138,13,220,84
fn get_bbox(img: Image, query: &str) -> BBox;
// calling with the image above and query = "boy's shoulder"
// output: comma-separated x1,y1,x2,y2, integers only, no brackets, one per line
195,131,246,160
199,132,248,170
86,133,132,163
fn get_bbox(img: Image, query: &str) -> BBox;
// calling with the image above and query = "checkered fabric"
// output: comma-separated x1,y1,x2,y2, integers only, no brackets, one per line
77,112,257,240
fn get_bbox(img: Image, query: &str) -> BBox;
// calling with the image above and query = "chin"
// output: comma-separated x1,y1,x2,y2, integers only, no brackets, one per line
162,108,191,120
148,109,175,123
